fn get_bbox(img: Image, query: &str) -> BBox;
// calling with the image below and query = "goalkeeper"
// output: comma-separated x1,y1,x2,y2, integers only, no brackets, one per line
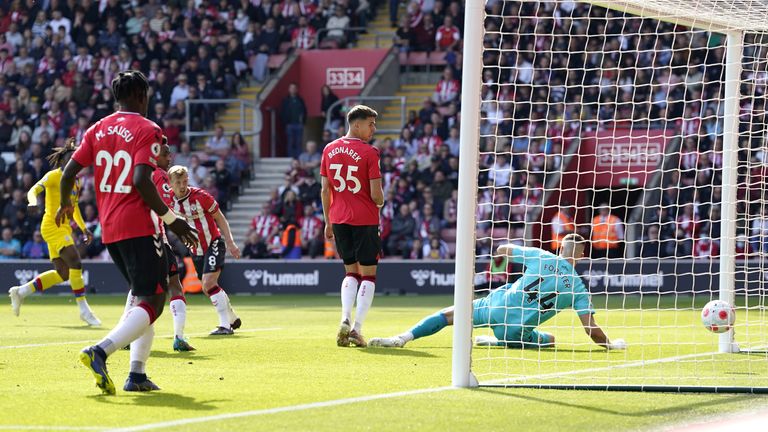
369,234,626,350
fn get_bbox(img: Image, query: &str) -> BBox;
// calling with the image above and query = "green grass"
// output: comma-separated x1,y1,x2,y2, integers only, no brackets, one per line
1,294,768,431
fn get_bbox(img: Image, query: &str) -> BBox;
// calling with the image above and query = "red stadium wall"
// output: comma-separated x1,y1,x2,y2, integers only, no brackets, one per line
260,49,389,157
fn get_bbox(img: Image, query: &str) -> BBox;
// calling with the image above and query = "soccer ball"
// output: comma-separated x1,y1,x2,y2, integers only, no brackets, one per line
701,300,735,334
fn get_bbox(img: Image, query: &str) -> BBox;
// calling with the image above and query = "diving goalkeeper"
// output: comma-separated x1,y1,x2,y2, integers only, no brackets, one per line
369,234,627,350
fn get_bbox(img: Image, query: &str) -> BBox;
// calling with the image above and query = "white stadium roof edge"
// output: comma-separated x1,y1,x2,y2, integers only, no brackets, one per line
589,1,768,32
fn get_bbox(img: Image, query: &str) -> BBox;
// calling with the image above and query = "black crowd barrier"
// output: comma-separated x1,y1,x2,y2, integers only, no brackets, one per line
0,259,765,295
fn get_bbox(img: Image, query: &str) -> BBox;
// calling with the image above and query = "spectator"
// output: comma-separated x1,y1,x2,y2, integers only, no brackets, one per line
412,12,436,52
639,225,669,258
435,15,461,52
320,85,342,130
416,203,441,241
187,155,209,188
173,141,194,168
22,230,48,259
169,73,190,107
407,237,425,259
323,7,351,48
291,16,317,50
251,202,281,242
205,124,231,162
280,83,308,158
423,236,449,259
280,215,302,259
242,231,271,259
298,174,321,208
0,227,21,260
433,67,460,106
299,206,324,258
388,204,417,257
212,159,234,211
590,203,625,259
298,140,322,174
751,205,768,254
228,132,252,180
394,15,414,53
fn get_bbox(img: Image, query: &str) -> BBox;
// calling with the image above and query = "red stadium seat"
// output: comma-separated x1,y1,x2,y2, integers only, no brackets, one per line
268,54,287,69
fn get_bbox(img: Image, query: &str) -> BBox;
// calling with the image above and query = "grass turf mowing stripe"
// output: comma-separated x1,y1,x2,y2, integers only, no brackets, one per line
0,328,282,350
108,387,456,432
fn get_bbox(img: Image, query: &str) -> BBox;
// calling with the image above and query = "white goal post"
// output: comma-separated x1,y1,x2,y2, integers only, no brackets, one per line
453,0,768,392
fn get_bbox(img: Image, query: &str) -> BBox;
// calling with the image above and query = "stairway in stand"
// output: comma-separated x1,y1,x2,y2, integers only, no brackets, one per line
227,157,293,244
374,83,435,143
356,1,399,49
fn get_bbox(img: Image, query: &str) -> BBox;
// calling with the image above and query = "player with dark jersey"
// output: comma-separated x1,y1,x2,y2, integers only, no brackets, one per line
168,165,242,335
56,70,197,395
151,138,194,351
320,105,384,348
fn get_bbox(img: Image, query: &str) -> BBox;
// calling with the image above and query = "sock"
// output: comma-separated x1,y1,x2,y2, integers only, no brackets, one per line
69,268,90,313
170,296,187,339
18,270,63,297
207,286,232,328
352,276,376,333
119,292,137,323
129,324,154,375
408,311,449,340
97,304,152,356
340,272,360,323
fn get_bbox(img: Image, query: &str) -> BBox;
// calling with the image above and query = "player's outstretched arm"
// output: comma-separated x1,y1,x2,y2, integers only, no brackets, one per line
56,159,83,226
133,164,198,247
213,210,241,259
578,312,626,350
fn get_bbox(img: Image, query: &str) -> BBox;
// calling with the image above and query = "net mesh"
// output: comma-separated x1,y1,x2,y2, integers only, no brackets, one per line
470,0,768,388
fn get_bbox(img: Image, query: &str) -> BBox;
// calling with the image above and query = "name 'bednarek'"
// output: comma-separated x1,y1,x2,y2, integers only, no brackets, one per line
326,146,362,162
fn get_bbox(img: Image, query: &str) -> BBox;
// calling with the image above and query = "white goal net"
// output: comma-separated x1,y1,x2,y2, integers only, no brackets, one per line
453,0,768,391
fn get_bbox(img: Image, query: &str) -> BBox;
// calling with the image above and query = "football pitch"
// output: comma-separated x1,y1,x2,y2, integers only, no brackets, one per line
2,294,768,431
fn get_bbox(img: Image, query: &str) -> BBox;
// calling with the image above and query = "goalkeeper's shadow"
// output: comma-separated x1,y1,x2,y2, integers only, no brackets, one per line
362,347,439,358
474,388,756,417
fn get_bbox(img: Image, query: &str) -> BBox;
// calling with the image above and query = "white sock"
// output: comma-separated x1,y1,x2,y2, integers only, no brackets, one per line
340,274,359,323
209,288,232,328
77,298,91,314
119,293,137,323
129,324,154,374
353,279,376,333
170,297,187,339
98,306,151,356
18,282,34,297
398,331,415,342
225,292,238,323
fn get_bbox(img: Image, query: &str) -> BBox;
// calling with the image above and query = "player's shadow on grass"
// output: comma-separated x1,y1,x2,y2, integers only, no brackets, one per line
474,388,757,417
148,350,214,360
88,392,225,411
362,348,439,358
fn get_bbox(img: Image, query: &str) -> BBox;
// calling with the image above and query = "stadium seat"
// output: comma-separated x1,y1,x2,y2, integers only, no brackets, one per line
268,54,287,69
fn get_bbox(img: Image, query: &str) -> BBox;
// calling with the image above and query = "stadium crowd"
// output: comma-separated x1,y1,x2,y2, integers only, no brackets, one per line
2,0,765,261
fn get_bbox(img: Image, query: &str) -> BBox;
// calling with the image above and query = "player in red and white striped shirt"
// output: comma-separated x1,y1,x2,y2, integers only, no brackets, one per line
168,165,242,336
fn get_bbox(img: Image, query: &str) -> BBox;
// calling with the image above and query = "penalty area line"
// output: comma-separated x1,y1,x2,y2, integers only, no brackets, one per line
109,386,456,432
0,328,282,350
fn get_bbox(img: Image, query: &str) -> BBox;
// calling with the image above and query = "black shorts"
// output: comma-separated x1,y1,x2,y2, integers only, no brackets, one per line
165,243,179,278
193,237,226,277
107,234,169,297
332,224,381,266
